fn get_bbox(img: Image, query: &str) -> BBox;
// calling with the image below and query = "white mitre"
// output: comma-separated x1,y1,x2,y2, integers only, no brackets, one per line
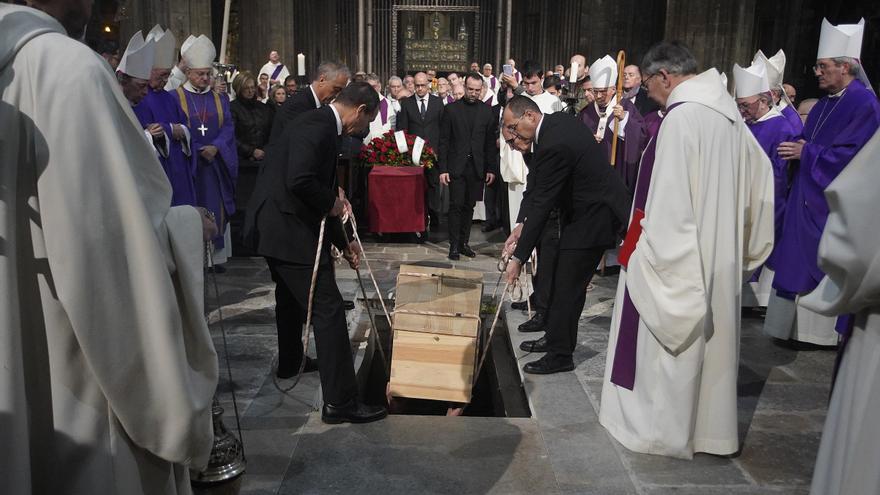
181,34,216,70
752,49,785,88
589,55,617,89
146,24,177,70
117,30,156,80
818,17,864,59
733,61,770,98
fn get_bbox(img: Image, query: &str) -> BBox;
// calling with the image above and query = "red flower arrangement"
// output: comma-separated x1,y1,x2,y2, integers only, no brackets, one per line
359,130,437,169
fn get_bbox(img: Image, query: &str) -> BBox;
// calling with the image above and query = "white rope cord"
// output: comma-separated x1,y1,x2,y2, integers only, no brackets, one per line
272,216,326,395
466,279,516,411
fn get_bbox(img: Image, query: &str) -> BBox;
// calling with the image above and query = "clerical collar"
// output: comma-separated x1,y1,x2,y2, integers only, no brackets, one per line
310,85,322,108
329,104,343,136
828,86,847,99
183,81,212,94
756,106,782,123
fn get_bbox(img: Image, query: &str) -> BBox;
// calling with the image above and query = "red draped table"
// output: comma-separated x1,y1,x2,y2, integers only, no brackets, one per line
368,165,426,233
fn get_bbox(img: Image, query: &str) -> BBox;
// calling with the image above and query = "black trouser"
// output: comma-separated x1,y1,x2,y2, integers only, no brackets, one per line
483,176,503,227
532,211,561,315
545,247,606,358
266,257,358,405
447,170,479,248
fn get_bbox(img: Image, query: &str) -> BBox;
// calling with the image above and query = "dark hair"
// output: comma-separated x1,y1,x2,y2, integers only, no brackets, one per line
521,61,543,79
506,95,540,117
641,41,698,77
88,37,119,56
543,74,562,90
284,75,297,84
465,71,484,86
334,81,380,114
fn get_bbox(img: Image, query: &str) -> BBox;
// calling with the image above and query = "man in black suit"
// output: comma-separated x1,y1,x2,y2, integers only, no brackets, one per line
623,64,660,116
245,82,387,424
268,61,350,145
502,96,630,374
439,72,498,260
396,71,444,228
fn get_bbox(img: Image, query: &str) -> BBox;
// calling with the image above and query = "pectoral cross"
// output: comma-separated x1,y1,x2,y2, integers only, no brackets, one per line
198,123,208,136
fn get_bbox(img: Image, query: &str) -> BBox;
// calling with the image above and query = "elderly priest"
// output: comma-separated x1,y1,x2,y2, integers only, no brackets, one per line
1,2,219,493
765,18,880,347
599,42,775,459
733,60,799,307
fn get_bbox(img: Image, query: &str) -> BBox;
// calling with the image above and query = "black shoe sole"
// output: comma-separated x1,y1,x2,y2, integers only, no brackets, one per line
518,324,544,333
448,254,460,260
523,362,575,374
321,410,388,425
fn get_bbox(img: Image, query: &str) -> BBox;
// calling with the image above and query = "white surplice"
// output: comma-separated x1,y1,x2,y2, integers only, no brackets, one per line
599,69,775,458
259,60,290,85
0,6,218,494
801,129,880,495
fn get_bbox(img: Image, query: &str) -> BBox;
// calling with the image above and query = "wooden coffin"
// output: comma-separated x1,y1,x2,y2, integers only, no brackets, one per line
389,264,484,403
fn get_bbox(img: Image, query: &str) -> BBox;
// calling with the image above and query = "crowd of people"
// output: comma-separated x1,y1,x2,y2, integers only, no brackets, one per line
3,1,880,494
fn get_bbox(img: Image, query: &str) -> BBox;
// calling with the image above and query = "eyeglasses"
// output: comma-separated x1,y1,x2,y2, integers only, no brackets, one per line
642,73,659,86
736,98,760,111
505,114,525,136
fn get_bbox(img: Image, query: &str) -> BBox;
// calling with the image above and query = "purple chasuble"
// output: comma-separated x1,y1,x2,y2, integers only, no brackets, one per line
643,109,663,140
746,113,798,269
379,98,389,125
177,87,239,249
577,98,647,192
134,88,198,206
773,79,880,297
780,104,804,134
610,102,682,390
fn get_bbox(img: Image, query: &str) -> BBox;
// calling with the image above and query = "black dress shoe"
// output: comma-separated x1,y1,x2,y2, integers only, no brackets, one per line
518,312,545,333
276,356,320,379
481,222,498,233
523,354,575,375
343,299,356,310
520,336,548,353
208,264,226,274
460,244,476,257
511,301,528,311
448,246,461,260
321,398,388,424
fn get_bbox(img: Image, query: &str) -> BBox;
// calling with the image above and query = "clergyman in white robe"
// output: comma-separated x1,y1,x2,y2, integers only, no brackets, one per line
0,5,218,494
802,129,880,495
599,68,775,459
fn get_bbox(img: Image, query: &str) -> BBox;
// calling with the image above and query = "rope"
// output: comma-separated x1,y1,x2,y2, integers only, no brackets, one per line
206,241,246,456
271,216,326,396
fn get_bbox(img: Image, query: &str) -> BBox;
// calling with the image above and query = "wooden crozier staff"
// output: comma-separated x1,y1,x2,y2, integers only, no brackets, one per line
610,50,626,166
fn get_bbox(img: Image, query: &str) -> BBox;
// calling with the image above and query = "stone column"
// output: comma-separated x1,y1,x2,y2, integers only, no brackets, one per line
664,0,758,79
119,0,213,59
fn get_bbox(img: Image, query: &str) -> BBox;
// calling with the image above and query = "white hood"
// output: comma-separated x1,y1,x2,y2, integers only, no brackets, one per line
667,68,739,123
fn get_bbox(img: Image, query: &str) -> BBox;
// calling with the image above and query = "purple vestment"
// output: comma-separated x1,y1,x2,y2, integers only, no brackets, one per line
577,98,647,192
609,102,683,390
643,109,663,140
176,87,239,249
773,79,880,296
747,113,798,269
134,88,198,206
780,103,804,135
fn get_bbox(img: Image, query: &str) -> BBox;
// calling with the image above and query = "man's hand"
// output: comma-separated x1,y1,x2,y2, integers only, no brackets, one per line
439,173,451,186
612,104,625,121
505,257,522,285
485,172,496,186
778,139,805,161
343,240,361,270
329,196,345,217
195,207,219,242
500,73,518,89
503,223,522,259
147,123,164,137
252,148,265,160
199,145,218,162
171,123,187,140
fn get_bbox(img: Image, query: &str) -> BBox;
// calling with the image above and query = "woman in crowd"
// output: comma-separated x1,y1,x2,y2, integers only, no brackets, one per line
230,71,273,166
269,84,287,108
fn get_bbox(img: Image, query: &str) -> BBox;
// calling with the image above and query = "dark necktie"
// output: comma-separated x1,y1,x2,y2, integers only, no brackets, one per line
420,98,426,119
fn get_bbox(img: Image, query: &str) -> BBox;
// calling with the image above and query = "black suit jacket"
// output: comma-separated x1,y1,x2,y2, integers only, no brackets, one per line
512,112,631,261
396,94,443,150
245,106,348,264
438,99,499,177
268,86,321,145
633,87,659,117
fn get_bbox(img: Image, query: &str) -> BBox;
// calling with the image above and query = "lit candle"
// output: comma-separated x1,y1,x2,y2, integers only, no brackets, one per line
569,62,579,83
297,53,306,76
